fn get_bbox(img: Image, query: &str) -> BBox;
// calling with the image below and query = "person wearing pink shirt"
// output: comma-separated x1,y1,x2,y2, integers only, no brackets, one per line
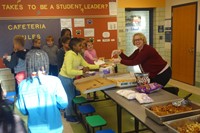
84,41,97,64
84,41,98,99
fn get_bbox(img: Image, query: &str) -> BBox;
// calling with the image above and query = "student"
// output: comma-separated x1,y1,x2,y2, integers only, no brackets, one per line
58,28,72,49
3,35,28,87
31,37,41,49
59,38,99,123
0,83,27,133
84,41,98,64
57,36,70,71
43,35,59,76
16,49,68,133
112,33,171,87
84,41,98,100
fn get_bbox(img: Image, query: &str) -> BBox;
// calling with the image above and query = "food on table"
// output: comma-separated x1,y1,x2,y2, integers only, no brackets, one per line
136,82,162,94
177,122,200,133
150,103,192,116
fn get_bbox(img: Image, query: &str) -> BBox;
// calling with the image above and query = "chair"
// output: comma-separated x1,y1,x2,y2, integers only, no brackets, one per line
78,104,96,116
78,104,96,128
73,96,87,114
96,129,115,133
86,115,107,133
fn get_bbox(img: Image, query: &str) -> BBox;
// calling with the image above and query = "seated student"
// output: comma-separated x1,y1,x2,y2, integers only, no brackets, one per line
43,35,59,76
84,41,98,64
0,83,27,133
59,38,99,123
3,35,28,88
84,41,98,100
16,49,68,133
31,37,41,49
57,36,70,71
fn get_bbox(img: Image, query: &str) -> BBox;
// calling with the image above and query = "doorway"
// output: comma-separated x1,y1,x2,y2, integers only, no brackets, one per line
125,8,153,56
171,2,197,85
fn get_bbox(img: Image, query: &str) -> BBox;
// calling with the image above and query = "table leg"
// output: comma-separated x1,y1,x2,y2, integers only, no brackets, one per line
117,104,122,133
135,117,139,133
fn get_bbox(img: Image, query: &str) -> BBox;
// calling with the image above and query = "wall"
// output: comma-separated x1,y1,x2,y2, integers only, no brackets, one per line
165,0,200,86
118,0,165,8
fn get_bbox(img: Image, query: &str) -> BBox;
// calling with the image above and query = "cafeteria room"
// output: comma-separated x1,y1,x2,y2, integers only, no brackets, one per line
0,0,200,133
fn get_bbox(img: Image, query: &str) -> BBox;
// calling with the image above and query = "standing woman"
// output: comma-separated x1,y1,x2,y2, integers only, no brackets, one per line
112,33,171,87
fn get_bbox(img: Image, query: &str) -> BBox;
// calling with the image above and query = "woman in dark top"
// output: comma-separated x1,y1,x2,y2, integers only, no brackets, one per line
57,36,70,71
112,33,171,87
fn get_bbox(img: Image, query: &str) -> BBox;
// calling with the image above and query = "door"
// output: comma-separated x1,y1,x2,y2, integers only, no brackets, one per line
172,3,197,85
125,9,153,56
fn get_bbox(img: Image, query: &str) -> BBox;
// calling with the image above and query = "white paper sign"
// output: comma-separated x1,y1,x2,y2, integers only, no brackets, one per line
109,2,117,15
60,18,72,28
84,28,94,37
108,22,117,30
74,18,85,27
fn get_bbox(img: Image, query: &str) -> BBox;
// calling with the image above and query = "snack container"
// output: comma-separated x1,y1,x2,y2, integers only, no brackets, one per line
144,100,200,125
164,114,200,133
134,73,150,85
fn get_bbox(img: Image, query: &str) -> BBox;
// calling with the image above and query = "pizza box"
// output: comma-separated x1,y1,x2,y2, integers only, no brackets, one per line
105,73,137,88
74,75,116,94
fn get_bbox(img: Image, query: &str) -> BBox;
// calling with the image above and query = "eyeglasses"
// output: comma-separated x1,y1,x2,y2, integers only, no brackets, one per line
134,38,142,42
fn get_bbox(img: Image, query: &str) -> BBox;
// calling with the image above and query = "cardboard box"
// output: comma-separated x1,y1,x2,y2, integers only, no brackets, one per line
74,75,116,94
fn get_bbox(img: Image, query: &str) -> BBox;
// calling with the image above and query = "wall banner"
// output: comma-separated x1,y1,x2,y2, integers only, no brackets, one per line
0,19,61,56
0,0,111,17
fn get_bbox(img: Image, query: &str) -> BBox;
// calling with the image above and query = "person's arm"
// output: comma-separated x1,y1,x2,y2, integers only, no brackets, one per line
120,49,150,66
3,53,18,69
81,56,99,70
55,78,68,109
119,50,138,60
65,53,84,76
84,50,96,61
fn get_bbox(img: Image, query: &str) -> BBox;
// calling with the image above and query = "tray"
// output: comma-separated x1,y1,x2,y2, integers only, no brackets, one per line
144,100,200,125
164,114,200,133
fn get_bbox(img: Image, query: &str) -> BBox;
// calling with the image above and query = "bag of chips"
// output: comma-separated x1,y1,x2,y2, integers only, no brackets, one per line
134,73,150,85
135,82,163,94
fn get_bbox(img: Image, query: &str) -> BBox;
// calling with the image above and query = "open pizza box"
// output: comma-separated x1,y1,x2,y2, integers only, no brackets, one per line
74,75,116,94
105,72,137,88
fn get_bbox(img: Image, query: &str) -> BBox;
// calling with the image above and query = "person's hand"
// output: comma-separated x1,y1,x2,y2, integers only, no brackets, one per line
82,67,90,73
94,58,98,62
111,50,122,57
3,53,8,59
112,58,121,64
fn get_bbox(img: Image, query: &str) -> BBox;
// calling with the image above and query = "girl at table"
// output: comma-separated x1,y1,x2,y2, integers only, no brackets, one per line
84,41,98,100
112,33,171,87
84,41,98,64
59,37,99,123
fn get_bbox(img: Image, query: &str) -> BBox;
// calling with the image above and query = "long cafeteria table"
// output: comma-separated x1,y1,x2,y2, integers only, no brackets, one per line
103,88,180,133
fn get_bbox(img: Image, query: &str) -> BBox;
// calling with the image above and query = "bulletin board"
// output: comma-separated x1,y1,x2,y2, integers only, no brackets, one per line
70,17,117,58
0,0,117,67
